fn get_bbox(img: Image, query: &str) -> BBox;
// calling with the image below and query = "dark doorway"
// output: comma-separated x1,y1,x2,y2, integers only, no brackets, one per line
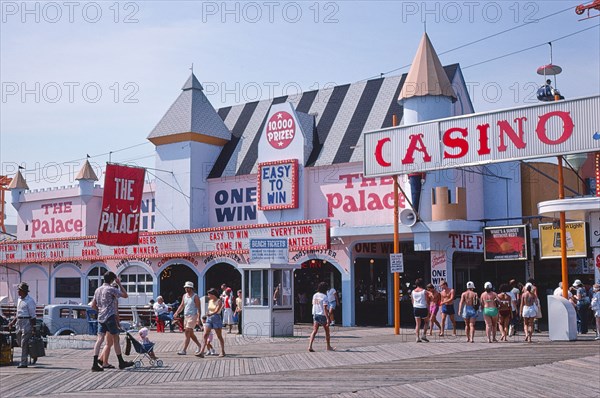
205,263,241,295
294,260,342,324
355,258,388,326
159,264,198,306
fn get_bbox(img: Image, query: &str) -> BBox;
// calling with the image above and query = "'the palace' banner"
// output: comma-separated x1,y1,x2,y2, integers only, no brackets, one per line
97,164,146,246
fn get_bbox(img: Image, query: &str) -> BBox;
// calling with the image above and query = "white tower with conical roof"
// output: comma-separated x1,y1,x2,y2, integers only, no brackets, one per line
76,160,98,203
398,33,483,224
8,170,29,211
399,33,457,124
148,73,232,230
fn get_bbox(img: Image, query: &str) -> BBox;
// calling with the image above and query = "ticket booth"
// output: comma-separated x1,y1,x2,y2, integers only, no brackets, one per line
239,263,298,337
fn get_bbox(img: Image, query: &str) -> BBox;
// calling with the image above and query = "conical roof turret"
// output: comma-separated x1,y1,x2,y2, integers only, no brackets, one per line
148,72,231,145
7,170,28,190
75,160,98,181
399,33,457,102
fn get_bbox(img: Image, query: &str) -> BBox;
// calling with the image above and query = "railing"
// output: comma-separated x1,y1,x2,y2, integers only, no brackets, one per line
1,305,155,327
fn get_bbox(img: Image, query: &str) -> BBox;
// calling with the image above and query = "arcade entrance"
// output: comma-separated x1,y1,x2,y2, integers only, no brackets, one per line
159,263,198,305
294,259,342,324
205,262,242,294
354,257,388,326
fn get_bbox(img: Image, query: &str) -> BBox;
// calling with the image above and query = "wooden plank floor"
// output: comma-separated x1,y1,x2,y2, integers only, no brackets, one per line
1,326,598,397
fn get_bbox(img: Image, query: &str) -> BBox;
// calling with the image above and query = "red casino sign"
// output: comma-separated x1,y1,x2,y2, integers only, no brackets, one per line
266,111,295,149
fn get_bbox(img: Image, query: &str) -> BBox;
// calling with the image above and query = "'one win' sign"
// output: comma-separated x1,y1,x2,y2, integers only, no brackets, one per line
258,159,299,210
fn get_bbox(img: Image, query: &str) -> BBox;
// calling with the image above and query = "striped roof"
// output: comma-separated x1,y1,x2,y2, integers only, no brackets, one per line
209,64,463,178
148,73,231,143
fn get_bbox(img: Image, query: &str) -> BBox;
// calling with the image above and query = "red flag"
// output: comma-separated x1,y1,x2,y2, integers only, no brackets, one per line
97,164,146,246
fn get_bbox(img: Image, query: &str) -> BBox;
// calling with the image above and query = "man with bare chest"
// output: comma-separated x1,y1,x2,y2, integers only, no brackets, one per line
439,280,457,336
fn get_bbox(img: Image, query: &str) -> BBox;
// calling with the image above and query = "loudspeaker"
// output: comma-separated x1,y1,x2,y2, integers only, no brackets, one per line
400,209,417,226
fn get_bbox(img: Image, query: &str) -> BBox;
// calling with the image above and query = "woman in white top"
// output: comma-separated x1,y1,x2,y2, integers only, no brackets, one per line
411,278,430,342
308,282,334,352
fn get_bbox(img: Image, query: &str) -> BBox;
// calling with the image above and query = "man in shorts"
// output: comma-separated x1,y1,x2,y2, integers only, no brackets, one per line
439,280,456,336
91,271,133,371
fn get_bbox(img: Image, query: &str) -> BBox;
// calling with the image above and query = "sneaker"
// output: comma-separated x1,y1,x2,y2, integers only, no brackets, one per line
330,321,335,326
177,350,186,355
91,364,104,372
595,336,600,341
421,336,429,342
17,364,28,369
119,361,134,370
194,349,202,355
210,349,216,356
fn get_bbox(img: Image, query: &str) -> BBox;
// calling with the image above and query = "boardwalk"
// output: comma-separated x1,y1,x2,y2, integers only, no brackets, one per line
1,326,598,397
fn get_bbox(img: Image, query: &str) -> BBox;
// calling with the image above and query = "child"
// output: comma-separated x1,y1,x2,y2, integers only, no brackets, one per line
201,316,216,355
138,327,158,360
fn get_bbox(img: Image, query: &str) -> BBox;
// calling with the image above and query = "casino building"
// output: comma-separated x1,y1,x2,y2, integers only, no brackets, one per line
1,34,597,327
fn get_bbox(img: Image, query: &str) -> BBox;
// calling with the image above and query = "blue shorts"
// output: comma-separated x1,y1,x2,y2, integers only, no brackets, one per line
462,306,477,319
204,314,223,329
442,304,455,315
329,301,337,310
313,314,328,326
98,314,120,335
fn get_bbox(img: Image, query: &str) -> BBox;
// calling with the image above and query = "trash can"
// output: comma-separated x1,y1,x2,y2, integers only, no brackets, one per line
86,309,98,335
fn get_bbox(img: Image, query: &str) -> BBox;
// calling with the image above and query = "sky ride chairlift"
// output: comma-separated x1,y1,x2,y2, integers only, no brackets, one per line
536,42,565,102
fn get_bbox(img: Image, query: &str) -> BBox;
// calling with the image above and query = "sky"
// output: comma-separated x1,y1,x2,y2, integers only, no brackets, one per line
1,0,599,225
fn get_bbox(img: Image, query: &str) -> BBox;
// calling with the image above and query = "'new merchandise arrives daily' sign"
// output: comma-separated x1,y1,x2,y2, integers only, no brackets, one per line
97,164,146,246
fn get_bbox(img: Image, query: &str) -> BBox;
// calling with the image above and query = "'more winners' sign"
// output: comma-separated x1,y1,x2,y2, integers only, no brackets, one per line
364,96,600,176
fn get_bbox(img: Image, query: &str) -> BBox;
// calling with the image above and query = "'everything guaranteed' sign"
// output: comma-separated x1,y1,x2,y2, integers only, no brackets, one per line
97,164,146,246
364,95,600,176
258,159,298,210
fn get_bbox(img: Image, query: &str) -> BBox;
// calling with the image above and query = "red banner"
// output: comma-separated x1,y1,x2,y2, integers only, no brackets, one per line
97,164,146,246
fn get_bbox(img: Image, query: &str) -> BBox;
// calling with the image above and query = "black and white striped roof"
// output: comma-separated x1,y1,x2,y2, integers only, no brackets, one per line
207,64,467,178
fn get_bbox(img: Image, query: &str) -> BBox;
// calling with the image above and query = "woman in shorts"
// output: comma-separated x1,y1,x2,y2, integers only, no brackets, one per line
520,282,537,342
411,279,430,342
480,282,499,343
198,288,226,357
308,282,334,352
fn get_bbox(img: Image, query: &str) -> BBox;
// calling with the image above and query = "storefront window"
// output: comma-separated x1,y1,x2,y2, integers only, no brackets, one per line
55,277,81,298
87,266,107,303
244,270,269,306
120,266,153,294
273,269,292,308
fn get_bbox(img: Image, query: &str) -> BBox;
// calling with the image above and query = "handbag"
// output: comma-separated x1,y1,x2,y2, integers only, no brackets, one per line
28,336,45,358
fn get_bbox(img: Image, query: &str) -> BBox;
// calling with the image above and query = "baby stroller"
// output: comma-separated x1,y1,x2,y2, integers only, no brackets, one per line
125,331,163,368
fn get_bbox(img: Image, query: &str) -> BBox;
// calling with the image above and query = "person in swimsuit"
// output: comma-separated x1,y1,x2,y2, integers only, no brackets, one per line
439,280,456,336
480,282,499,343
520,282,537,342
411,278,430,342
458,281,478,343
426,284,441,336
497,284,513,341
